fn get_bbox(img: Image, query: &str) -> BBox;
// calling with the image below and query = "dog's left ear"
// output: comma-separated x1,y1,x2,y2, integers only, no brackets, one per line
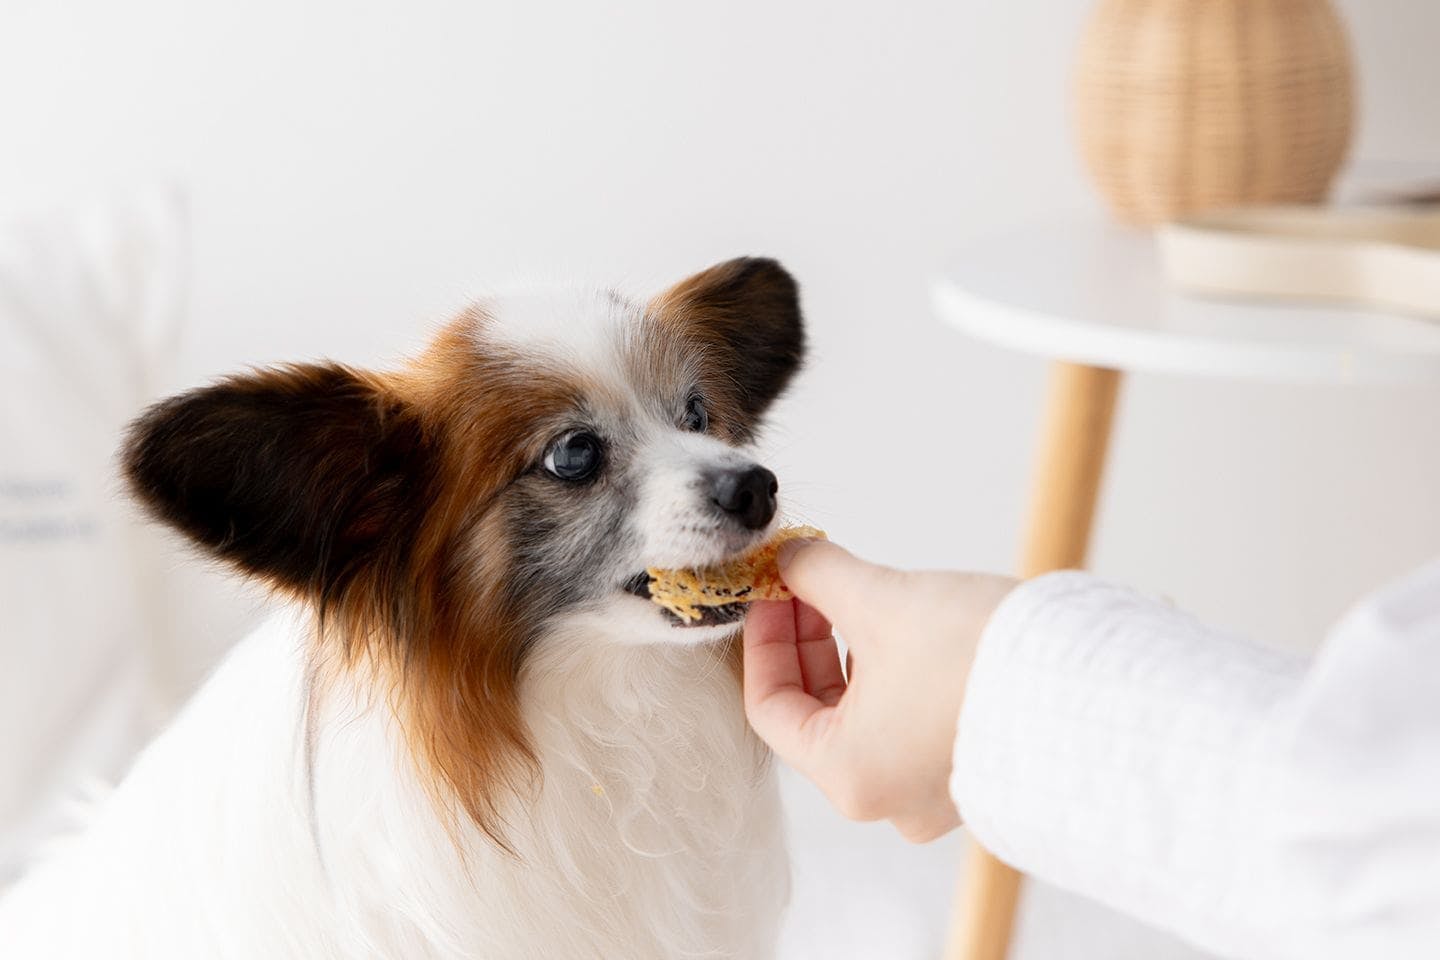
651,257,805,428
121,363,430,608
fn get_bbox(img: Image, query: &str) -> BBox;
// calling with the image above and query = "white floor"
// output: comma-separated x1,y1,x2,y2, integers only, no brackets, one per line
776,765,1213,960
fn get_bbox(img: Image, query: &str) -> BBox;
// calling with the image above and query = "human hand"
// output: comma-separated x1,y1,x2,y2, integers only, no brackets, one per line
742,539,1017,842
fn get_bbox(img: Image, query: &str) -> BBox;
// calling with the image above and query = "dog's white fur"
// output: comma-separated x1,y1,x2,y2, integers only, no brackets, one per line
0,607,786,958
0,283,794,959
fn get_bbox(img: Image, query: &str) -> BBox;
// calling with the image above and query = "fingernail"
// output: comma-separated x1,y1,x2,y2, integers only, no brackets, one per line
776,537,816,570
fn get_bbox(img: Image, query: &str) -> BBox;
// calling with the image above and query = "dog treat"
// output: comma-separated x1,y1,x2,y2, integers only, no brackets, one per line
646,525,826,623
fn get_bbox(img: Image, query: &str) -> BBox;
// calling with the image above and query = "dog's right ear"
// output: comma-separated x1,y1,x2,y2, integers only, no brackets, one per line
650,257,805,435
122,364,431,604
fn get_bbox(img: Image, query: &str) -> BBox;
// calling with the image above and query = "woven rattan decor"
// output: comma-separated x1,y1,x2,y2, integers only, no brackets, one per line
1075,0,1355,225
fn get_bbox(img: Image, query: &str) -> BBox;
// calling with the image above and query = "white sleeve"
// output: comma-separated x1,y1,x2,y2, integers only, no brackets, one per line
950,563,1440,960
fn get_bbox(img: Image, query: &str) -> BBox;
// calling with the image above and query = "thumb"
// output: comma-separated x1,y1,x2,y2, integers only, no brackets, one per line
778,539,894,632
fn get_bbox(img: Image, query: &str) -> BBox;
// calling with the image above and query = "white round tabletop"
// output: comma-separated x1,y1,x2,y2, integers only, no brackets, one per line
931,219,1440,384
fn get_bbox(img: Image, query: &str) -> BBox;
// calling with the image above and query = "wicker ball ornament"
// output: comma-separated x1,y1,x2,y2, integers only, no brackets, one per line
1075,0,1356,225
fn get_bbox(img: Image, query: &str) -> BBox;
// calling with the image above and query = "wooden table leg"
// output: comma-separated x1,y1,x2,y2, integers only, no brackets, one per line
942,361,1123,960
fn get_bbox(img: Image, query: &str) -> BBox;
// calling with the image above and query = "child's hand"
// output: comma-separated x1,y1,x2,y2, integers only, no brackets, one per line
742,539,1017,842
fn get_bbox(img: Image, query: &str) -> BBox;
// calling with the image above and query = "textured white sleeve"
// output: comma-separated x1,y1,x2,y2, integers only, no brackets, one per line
951,564,1440,960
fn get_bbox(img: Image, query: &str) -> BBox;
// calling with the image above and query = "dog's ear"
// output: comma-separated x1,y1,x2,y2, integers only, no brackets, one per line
651,257,805,430
122,363,430,604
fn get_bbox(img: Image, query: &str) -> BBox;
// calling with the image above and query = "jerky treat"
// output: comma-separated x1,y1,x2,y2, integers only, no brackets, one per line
645,526,826,624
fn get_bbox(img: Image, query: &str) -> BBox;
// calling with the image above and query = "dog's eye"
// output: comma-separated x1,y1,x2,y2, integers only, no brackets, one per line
682,395,708,433
543,431,603,482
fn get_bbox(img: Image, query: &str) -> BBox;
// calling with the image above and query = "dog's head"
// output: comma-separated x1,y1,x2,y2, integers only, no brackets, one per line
123,256,803,838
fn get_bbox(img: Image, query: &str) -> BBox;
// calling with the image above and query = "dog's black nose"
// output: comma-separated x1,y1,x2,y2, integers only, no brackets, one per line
710,466,779,531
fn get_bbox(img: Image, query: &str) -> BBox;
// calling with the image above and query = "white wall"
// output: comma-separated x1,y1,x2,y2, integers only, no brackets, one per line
4,1,1438,957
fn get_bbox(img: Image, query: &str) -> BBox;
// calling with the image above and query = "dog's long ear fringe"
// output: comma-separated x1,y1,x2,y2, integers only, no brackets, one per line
650,256,805,436
122,363,432,622
124,359,538,852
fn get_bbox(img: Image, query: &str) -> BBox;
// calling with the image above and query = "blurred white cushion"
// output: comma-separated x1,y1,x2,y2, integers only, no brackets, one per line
0,187,185,885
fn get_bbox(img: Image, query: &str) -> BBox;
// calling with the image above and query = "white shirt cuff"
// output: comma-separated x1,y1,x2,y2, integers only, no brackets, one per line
950,571,1304,954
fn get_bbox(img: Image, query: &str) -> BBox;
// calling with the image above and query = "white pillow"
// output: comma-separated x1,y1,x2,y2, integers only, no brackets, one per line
0,187,185,885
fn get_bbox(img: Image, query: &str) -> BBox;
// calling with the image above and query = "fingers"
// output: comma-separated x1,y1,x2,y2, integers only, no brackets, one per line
742,599,838,774
777,539,893,638
793,597,831,640
792,601,845,706
894,805,962,844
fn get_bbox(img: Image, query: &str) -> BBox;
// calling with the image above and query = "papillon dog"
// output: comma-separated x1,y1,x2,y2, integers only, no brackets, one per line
0,257,804,959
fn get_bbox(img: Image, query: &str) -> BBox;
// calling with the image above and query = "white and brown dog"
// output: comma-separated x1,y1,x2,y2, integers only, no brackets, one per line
0,257,804,959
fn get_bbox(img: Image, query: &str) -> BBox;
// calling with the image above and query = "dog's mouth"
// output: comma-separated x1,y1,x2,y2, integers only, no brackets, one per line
621,571,749,628
622,571,653,601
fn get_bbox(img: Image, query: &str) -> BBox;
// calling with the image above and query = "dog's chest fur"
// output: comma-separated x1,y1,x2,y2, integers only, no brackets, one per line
0,613,787,960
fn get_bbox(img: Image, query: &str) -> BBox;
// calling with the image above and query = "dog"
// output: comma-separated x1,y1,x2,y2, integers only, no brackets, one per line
0,257,804,959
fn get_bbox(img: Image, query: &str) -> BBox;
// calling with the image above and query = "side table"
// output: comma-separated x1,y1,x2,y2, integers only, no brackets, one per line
931,218,1440,960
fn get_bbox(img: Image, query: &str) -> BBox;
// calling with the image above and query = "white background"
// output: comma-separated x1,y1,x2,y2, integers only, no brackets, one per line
4,1,1439,957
